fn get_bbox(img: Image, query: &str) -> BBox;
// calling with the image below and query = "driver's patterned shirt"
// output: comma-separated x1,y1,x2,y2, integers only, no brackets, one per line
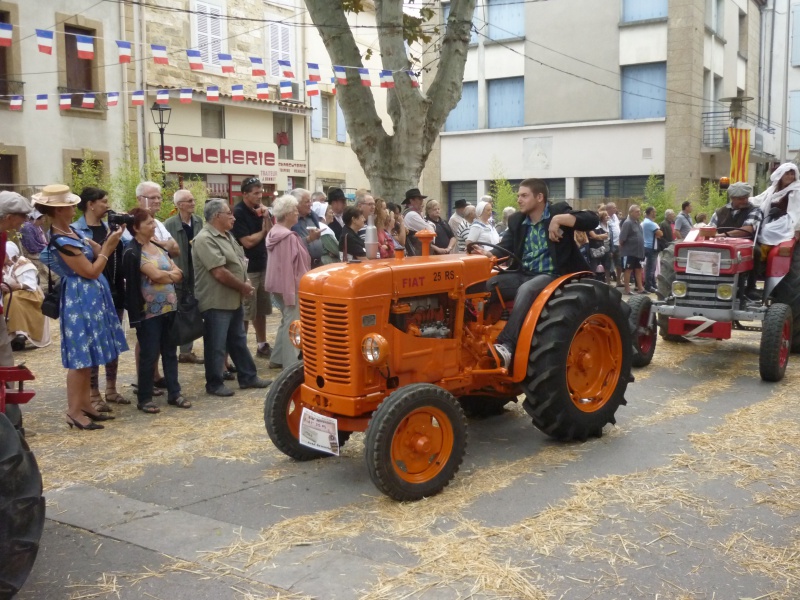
522,203,554,275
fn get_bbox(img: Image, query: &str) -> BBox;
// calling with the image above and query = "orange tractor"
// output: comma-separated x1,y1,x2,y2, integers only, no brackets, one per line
265,231,634,501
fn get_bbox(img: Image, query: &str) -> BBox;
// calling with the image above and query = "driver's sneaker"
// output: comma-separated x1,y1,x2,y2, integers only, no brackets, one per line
493,344,512,369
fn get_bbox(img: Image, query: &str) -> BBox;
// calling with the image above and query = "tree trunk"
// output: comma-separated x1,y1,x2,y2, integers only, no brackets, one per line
304,0,475,199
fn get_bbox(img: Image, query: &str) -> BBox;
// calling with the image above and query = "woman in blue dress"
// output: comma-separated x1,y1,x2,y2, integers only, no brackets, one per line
34,185,128,431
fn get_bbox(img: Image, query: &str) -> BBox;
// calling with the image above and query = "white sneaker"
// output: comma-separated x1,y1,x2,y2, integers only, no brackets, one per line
493,344,512,369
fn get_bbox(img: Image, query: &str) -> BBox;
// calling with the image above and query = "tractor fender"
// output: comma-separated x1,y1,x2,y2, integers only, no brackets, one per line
510,272,592,383
764,239,797,298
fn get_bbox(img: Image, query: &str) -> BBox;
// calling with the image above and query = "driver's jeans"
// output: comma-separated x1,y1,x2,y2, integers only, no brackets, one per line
489,272,557,352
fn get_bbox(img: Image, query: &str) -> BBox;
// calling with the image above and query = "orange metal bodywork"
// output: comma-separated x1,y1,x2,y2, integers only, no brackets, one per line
295,254,587,432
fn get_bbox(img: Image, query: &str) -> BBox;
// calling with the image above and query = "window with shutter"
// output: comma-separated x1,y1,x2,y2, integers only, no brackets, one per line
621,0,667,23
336,99,346,143
487,77,524,128
487,0,524,40
194,0,226,65
266,19,293,78
310,94,322,139
621,62,667,120
444,81,478,132
789,91,800,150
321,96,330,139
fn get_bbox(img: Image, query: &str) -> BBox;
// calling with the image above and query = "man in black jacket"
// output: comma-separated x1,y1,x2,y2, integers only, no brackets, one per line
472,178,599,368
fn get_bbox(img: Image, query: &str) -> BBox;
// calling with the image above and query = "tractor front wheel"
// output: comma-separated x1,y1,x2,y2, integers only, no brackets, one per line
0,412,45,599
522,280,632,441
264,362,350,461
628,294,657,367
759,303,792,382
365,384,467,501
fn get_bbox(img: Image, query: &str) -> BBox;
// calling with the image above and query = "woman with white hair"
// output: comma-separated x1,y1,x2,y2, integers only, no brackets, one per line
496,206,516,236
265,195,311,369
466,199,500,250
2,241,50,349
311,199,340,264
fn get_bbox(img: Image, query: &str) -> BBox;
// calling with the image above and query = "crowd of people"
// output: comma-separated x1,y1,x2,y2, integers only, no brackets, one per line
1,165,798,432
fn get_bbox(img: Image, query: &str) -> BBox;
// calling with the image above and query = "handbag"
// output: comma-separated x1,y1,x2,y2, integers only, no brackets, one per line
40,240,60,319
590,245,607,259
167,290,205,346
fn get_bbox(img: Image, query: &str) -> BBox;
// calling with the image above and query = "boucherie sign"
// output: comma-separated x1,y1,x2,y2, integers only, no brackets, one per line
152,134,306,177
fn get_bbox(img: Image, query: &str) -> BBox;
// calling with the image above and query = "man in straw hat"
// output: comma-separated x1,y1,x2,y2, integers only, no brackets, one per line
0,190,36,434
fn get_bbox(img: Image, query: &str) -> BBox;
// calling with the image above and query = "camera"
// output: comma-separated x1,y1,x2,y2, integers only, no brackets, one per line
107,210,135,231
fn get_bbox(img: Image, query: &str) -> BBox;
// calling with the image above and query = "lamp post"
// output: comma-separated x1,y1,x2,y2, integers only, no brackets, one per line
150,102,172,185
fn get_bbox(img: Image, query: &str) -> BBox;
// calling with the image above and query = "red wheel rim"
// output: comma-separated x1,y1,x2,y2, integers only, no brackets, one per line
779,318,791,369
637,308,655,355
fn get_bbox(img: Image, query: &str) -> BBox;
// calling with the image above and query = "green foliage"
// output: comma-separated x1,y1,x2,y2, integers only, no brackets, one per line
642,173,676,220
488,161,517,213
69,150,110,196
690,181,729,222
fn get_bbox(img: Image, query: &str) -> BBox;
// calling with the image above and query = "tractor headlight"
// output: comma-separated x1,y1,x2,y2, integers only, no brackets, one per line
716,283,734,301
289,320,302,348
672,281,687,297
361,334,389,365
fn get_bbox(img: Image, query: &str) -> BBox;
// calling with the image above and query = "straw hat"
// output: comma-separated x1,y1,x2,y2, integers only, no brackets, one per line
31,184,80,208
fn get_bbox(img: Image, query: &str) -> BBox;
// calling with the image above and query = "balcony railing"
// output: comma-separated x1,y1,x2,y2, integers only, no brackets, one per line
0,79,24,99
702,109,776,148
57,87,108,110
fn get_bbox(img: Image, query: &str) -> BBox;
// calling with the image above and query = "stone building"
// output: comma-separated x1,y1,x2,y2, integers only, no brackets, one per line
425,0,779,210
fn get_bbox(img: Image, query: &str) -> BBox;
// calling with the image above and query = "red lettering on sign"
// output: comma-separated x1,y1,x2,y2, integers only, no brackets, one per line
175,146,189,162
162,146,173,161
220,149,230,164
232,150,244,164
245,151,257,165
206,149,218,163
190,148,204,164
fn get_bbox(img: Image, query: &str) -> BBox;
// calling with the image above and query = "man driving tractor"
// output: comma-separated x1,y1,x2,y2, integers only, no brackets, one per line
471,178,599,369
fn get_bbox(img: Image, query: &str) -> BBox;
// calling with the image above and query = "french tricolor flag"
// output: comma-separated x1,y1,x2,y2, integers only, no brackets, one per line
36,94,48,110
107,92,119,107
186,49,203,70
206,85,219,102
330,76,336,95
81,93,95,109
231,84,244,101
36,29,53,54
306,80,319,96
379,70,395,89
333,66,347,85
256,82,269,99
307,62,321,82
279,81,292,99
156,89,169,104
9,96,22,111
60,94,72,110
151,44,168,65
278,59,294,78
250,57,266,76
76,35,94,59
218,53,234,73
180,88,192,103
116,40,131,63
0,23,12,47
407,70,420,88
132,90,144,106
358,68,371,87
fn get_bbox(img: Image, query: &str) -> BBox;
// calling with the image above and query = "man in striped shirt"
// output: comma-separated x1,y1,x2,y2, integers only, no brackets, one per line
471,178,598,369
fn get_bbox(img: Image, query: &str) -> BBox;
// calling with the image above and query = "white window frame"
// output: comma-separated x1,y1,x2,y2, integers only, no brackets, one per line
265,13,294,83
191,0,228,72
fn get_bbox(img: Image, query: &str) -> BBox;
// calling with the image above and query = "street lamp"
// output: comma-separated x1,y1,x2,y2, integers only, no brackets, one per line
150,102,172,184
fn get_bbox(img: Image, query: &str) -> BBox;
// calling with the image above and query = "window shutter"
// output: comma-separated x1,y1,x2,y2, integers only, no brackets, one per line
444,81,479,132
621,62,667,119
310,93,322,139
622,0,668,23
267,21,292,77
196,1,223,64
487,77,524,128
487,0,524,39
789,91,800,150
209,4,222,64
336,99,346,142
793,5,800,67
197,4,210,63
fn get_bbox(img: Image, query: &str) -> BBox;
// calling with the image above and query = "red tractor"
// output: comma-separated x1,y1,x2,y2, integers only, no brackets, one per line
0,365,45,599
631,225,800,381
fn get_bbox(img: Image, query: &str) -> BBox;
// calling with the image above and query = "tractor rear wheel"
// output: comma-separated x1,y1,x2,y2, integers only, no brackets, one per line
628,294,657,367
771,242,800,353
759,303,792,382
365,384,467,501
264,362,350,461
522,280,632,441
0,412,45,600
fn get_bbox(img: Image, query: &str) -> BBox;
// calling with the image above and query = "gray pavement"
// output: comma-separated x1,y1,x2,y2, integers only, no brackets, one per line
12,322,800,599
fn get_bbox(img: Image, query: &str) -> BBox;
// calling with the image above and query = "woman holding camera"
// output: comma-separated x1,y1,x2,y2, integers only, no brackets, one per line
34,184,128,431
122,208,188,413
73,187,128,412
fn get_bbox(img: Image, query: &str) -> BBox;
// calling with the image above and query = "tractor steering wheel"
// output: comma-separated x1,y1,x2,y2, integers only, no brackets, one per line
466,242,523,273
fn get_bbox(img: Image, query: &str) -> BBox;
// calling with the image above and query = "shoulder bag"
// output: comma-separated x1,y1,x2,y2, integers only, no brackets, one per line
167,287,205,346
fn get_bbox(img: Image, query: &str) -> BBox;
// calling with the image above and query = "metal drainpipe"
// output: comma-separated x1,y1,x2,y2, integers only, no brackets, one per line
781,0,790,162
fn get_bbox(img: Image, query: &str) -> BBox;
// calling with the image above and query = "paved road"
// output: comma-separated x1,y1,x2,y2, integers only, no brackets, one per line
13,322,800,599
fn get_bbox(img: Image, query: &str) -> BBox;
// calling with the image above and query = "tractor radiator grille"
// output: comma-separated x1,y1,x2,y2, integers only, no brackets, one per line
675,273,737,310
298,298,352,385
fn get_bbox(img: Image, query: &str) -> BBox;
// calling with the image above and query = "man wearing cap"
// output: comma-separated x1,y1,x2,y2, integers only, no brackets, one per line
403,188,435,254
449,199,469,252
232,177,273,359
327,188,347,240
0,191,35,433
710,181,762,238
